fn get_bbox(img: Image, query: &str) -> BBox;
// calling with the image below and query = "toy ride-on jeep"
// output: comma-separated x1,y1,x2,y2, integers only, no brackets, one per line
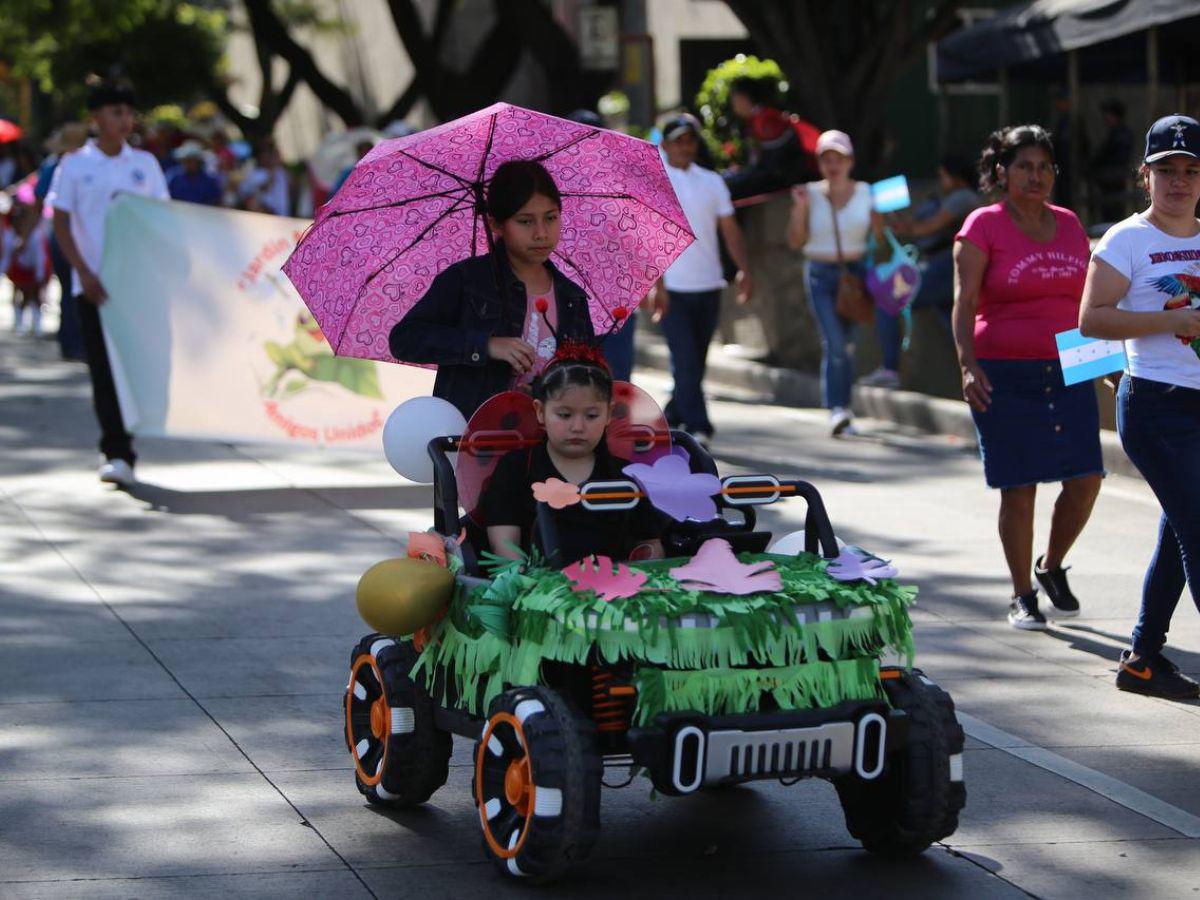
344,387,966,883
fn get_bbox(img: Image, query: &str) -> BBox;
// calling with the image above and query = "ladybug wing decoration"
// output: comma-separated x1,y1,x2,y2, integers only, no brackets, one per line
606,381,672,466
455,391,543,526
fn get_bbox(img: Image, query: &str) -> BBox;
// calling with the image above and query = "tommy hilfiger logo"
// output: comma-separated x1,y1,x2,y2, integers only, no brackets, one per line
1171,122,1188,147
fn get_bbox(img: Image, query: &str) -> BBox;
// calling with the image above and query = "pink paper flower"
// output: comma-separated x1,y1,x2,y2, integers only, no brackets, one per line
564,555,648,602
532,477,581,510
670,538,782,595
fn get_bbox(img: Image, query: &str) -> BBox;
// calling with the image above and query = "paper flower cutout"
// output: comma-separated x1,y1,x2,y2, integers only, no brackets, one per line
564,555,648,602
622,450,721,522
670,538,782,595
532,477,581,509
406,531,447,566
826,547,899,585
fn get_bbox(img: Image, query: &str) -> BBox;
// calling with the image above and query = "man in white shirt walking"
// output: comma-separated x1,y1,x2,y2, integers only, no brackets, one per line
48,79,169,486
652,114,753,448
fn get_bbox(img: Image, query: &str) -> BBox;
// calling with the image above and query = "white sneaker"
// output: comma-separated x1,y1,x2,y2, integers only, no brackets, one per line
830,407,853,436
98,459,135,486
861,367,900,388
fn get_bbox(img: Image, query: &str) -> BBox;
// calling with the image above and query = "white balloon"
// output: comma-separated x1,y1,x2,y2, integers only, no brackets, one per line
382,397,466,484
768,530,847,556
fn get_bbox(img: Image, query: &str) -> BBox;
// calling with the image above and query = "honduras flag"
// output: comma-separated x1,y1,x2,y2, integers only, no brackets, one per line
870,176,910,213
1056,328,1127,385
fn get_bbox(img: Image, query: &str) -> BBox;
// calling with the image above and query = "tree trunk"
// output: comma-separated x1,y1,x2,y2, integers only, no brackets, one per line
242,0,365,128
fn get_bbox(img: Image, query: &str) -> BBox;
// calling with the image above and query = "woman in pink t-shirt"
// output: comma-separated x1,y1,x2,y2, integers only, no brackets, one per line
954,125,1103,631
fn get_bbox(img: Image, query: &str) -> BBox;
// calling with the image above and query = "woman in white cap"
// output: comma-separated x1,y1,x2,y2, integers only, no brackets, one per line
1080,114,1200,700
786,129,884,435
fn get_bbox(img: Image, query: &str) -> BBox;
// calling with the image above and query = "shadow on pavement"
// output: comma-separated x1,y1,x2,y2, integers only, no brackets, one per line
124,482,432,517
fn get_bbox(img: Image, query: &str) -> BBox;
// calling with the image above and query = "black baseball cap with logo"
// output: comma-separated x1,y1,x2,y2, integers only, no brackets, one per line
1144,115,1200,163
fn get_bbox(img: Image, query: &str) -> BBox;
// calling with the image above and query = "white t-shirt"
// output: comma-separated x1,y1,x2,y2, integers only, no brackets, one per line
518,285,558,387
47,140,169,295
804,181,872,259
662,156,735,293
1092,213,1200,390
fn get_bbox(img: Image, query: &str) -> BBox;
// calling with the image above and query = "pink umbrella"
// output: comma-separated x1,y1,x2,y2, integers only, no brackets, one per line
282,103,694,362
0,120,21,143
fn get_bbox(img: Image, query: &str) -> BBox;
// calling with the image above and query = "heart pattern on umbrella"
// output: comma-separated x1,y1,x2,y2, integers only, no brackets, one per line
283,103,695,363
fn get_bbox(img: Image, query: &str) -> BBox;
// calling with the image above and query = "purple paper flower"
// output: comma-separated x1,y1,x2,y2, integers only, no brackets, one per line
622,452,721,522
826,547,900,585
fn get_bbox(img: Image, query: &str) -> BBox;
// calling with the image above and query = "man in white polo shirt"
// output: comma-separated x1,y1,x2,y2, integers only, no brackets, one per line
652,114,753,448
48,79,168,486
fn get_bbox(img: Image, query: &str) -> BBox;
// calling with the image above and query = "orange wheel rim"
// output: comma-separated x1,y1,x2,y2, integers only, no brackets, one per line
476,711,536,859
346,654,389,787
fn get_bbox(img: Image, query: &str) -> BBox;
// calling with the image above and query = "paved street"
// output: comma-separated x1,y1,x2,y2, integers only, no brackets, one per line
2,324,1199,899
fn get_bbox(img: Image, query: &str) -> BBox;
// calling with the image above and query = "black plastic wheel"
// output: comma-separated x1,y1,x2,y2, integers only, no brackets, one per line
835,668,966,857
344,633,451,807
473,686,602,883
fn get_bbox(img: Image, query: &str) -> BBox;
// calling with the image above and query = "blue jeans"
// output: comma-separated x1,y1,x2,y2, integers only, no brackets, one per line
660,289,721,434
805,260,865,409
602,311,637,382
873,310,902,371
911,248,954,337
1116,375,1200,657
874,248,955,364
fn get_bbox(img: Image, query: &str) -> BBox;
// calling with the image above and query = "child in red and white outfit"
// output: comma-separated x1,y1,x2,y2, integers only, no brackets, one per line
5,191,52,337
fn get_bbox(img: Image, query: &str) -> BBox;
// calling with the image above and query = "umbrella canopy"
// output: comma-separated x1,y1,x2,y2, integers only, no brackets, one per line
0,119,23,143
282,103,694,362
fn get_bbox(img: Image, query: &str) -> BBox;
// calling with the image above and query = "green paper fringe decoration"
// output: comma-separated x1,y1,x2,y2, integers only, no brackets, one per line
413,551,916,717
632,658,884,724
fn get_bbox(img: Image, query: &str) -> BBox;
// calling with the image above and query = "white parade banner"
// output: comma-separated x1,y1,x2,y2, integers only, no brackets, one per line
99,195,434,449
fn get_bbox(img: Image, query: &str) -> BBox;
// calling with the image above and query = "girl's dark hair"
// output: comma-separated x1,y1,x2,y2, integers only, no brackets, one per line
977,125,1056,195
486,160,562,223
535,358,613,403
939,151,976,188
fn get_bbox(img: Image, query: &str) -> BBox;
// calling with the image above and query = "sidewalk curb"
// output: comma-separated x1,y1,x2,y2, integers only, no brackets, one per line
635,336,1141,481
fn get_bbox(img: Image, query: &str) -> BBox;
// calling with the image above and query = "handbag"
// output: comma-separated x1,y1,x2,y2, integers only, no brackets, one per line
866,228,922,316
828,187,874,324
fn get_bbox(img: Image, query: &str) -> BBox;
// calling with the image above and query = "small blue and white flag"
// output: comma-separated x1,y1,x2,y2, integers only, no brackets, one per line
1055,328,1127,385
871,175,910,213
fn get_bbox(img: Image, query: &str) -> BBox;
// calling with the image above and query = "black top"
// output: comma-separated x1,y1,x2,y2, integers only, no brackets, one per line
480,441,662,567
387,246,594,421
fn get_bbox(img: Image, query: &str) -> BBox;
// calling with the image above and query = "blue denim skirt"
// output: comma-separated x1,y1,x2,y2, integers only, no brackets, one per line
971,359,1104,489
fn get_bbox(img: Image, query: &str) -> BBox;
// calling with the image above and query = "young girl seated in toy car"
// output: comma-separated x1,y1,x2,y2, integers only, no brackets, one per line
482,345,664,566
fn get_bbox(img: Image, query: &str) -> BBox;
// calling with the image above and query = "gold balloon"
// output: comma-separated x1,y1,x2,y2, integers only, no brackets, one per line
356,558,454,635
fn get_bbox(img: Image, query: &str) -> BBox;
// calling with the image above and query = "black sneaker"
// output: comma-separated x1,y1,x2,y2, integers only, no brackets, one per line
1035,556,1080,617
1116,650,1200,700
1007,591,1047,631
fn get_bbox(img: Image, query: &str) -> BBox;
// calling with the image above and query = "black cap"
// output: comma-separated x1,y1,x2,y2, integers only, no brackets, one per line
661,113,701,142
1145,115,1200,163
86,80,136,111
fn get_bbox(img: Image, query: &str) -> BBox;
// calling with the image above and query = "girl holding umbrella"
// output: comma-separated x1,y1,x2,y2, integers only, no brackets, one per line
283,104,692,422
388,160,594,419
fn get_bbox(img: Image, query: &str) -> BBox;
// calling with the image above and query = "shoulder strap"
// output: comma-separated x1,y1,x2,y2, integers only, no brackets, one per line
825,184,846,267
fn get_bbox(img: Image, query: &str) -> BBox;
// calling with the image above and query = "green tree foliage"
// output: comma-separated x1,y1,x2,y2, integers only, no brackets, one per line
0,1,225,116
694,55,787,169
